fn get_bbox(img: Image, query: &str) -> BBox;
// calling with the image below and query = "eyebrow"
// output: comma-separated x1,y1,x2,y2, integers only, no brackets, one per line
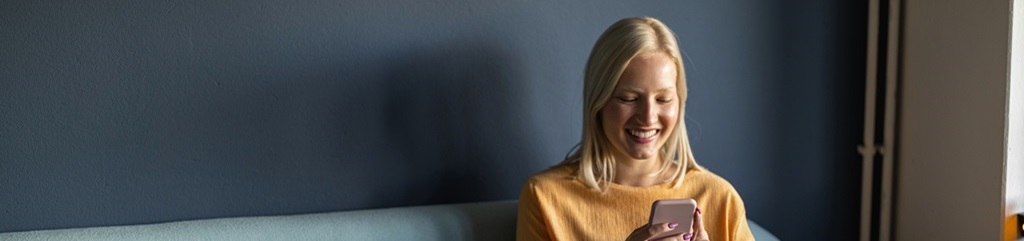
620,87,676,93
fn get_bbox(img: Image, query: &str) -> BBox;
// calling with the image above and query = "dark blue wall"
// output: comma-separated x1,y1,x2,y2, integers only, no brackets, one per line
0,1,864,240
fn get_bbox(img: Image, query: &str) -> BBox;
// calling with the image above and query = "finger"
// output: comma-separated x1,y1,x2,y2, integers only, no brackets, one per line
647,222,680,237
651,233,686,241
692,207,707,238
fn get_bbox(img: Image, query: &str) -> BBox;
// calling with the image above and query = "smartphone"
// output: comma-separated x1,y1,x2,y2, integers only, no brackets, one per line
647,198,697,240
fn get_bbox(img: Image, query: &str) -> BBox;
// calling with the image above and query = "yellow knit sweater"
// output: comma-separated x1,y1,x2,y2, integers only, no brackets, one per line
516,164,755,241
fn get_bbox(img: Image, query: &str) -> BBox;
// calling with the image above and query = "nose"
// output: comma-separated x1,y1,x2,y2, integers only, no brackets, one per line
635,99,658,124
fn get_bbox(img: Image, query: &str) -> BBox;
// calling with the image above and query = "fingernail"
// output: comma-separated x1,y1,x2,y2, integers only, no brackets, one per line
668,222,679,229
683,233,693,240
696,207,702,215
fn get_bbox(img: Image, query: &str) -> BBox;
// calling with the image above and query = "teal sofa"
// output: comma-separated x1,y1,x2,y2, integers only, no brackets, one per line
0,200,778,241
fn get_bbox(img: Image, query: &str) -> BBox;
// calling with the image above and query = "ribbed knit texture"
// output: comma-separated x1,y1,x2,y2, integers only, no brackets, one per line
517,164,755,241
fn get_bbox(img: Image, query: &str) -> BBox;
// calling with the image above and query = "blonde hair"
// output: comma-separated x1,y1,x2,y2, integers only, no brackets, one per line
562,17,702,191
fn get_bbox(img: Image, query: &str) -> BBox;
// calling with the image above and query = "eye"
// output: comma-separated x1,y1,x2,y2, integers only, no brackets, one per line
657,98,673,103
617,96,637,102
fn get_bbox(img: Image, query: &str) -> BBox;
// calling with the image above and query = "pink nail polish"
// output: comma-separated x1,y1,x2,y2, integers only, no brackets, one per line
683,233,693,240
668,222,679,229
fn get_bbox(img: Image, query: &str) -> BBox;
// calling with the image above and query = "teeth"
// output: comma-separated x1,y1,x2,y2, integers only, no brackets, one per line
628,129,657,138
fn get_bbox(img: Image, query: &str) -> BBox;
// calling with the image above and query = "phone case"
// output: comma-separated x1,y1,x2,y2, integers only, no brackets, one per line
648,198,697,240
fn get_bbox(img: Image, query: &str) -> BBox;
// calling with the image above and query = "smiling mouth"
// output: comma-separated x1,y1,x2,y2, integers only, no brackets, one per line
627,129,659,139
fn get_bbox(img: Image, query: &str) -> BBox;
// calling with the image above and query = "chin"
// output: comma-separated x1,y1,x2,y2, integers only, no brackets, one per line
627,151,658,160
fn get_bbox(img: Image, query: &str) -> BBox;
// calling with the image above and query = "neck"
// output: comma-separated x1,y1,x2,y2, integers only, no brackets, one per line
612,155,667,187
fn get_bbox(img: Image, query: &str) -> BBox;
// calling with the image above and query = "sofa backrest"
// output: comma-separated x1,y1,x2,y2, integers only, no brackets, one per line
0,201,518,241
0,200,777,241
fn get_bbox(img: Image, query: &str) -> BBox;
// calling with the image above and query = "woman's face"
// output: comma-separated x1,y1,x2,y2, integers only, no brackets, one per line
599,53,679,163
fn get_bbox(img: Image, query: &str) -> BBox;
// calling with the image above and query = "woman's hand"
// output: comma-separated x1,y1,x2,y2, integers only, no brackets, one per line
690,207,710,241
625,207,710,241
625,222,688,241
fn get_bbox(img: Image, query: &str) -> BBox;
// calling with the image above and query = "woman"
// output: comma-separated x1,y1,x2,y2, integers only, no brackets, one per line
516,17,755,241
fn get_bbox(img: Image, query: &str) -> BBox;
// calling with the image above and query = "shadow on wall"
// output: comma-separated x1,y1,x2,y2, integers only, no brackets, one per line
379,41,539,205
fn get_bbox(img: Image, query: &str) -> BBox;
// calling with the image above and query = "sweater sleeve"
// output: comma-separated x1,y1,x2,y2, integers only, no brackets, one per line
724,188,755,241
516,180,551,241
